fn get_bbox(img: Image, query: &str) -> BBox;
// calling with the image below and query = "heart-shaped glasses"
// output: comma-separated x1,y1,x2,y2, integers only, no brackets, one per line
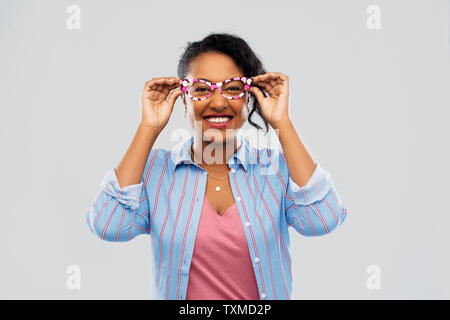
179,76,252,101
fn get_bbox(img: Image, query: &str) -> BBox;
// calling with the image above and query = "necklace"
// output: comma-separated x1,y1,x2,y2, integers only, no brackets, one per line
190,147,229,191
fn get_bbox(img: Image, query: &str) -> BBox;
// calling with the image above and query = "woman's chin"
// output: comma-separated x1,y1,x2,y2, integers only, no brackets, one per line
203,131,236,143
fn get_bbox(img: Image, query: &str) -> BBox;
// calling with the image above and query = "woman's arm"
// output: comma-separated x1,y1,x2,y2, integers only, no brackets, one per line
250,72,347,236
274,119,348,236
273,119,317,187
85,122,159,241
115,122,160,188
115,76,182,188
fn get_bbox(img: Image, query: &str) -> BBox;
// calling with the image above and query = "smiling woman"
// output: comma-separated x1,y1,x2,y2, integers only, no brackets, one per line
85,32,348,300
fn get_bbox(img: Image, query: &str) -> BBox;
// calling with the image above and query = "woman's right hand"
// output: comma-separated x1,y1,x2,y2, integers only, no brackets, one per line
140,77,183,133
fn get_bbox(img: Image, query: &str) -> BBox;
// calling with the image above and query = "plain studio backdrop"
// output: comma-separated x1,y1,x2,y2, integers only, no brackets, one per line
0,0,448,299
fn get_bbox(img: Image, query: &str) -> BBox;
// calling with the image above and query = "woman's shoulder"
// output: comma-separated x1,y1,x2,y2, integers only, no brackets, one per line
150,146,179,161
249,144,288,180
250,144,287,167
143,147,172,170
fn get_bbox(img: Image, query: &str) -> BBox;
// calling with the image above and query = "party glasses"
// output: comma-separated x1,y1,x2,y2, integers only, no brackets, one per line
179,76,252,101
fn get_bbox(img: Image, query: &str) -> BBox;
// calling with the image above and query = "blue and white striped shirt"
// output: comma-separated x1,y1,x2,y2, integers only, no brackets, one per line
85,134,348,300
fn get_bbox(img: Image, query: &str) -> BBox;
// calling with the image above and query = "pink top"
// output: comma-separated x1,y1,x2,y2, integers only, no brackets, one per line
186,197,260,300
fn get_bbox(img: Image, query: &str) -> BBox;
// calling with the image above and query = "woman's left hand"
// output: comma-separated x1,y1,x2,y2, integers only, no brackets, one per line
249,72,291,130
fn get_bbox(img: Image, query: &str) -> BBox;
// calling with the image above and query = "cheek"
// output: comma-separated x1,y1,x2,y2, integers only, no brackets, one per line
187,102,206,127
192,103,205,119
234,104,248,125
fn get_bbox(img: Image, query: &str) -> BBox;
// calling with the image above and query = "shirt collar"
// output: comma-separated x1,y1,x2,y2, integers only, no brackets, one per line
170,134,256,172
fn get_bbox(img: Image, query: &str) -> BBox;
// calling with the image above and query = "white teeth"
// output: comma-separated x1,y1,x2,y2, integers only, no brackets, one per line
204,117,231,123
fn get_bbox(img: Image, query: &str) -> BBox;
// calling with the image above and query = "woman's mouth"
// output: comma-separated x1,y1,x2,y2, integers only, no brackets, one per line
202,115,234,129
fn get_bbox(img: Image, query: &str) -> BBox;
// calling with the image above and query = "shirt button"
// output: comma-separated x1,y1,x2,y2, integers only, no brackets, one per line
254,257,259,263
231,168,235,173
261,293,266,299
245,221,250,227
236,196,241,201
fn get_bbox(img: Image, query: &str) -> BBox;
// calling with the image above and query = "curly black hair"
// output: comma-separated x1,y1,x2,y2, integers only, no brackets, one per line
177,32,269,134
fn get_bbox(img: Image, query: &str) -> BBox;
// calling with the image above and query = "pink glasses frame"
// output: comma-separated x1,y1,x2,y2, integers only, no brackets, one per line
179,76,253,101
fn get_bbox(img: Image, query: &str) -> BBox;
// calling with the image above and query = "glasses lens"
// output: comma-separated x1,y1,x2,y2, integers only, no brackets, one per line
222,80,245,98
188,81,211,98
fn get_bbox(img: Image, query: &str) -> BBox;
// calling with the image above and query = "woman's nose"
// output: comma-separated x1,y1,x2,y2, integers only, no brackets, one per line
208,86,228,103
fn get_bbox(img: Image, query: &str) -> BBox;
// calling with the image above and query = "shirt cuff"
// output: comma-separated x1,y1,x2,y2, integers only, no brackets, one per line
100,168,143,210
287,162,332,206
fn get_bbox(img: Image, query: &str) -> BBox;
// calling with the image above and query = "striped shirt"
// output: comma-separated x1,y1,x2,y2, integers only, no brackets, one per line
85,134,349,300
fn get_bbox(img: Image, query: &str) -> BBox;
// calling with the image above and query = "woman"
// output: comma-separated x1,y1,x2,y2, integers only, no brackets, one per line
86,33,348,300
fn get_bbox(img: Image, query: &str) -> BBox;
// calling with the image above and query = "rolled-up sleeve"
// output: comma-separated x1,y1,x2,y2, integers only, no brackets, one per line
85,167,151,242
285,161,348,236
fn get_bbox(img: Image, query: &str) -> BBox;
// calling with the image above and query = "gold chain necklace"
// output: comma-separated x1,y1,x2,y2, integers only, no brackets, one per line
190,147,229,191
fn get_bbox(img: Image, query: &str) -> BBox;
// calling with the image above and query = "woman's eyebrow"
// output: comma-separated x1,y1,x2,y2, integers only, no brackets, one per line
197,77,236,82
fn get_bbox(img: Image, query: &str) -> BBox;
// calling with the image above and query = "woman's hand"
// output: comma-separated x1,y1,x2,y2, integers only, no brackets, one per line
140,77,183,133
249,72,291,130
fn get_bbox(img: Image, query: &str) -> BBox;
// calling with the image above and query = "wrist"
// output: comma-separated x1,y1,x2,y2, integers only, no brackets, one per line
139,122,162,136
271,117,292,132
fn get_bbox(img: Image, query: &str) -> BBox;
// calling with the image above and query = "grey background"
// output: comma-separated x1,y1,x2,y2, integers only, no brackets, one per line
0,0,448,299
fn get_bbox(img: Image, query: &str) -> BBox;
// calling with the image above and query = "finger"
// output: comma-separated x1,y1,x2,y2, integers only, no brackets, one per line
147,78,180,91
252,73,271,82
268,72,289,83
148,77,180,86
254,72,288,83
152,78,170,88
169,80,181,88
161,80,181,91
265,72,281,78
269,79,280,87
146,80,162,91
161,83,180,95
253,77,285,91
268,73,288,89
252,74,275,86
157,78,181,88
249,86,266,105
160,79,181,89
164,77,179,86
166,88,183,108
254,81,272,92
146,90,166,101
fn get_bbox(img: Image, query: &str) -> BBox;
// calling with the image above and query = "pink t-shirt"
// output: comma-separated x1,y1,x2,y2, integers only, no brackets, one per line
186,196,260,300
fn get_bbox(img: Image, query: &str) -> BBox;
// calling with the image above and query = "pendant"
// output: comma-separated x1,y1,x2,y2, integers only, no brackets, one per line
215,186,221,191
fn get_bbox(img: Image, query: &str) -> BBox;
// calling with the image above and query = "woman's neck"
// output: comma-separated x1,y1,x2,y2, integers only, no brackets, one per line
191,135,241,168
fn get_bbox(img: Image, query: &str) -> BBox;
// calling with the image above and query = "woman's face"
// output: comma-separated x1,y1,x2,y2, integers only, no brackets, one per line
181,51,250,144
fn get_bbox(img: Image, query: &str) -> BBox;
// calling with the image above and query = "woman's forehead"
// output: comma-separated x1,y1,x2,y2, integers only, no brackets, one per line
188,52,243,80
189,76,243,83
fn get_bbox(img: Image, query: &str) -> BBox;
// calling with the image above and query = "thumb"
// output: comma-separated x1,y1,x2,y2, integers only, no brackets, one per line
166,88,183,109
249,86,265,105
